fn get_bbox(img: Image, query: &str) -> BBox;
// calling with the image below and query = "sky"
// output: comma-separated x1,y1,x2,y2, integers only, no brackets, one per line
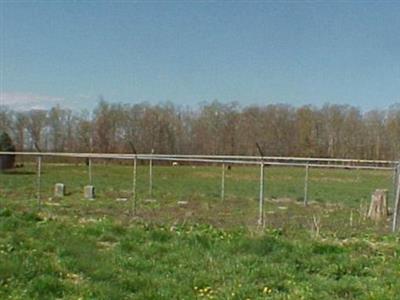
0,1,399,111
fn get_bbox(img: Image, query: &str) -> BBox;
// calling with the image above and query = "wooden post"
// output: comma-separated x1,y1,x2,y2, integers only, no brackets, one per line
36,156,42,208
392,164,400,232
368,189,388,221
132,156,137,215
304,164,309,206
258,162,265,227
221,163,225,201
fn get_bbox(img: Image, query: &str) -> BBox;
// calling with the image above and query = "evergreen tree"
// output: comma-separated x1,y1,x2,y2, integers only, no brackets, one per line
0,132,15,170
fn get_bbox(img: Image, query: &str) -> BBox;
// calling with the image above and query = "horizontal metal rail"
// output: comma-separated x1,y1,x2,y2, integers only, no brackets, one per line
0,152,395,171
135,154,396,165
0,151,396,164
138,156,393,170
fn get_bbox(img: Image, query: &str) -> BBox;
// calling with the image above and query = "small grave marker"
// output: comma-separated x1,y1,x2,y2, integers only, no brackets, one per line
54,183,65,198
84,185,95,200
116,197,128,202
177,200,188,206
144,199,157,204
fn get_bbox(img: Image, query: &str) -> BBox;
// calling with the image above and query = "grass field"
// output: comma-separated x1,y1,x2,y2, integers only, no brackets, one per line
0,162,399,299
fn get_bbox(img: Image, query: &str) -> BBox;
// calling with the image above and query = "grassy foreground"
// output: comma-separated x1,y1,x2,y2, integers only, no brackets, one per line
0,163,398,299
1,208,400,299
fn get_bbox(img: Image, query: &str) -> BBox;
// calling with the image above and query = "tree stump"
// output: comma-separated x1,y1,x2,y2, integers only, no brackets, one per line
368,189,388,221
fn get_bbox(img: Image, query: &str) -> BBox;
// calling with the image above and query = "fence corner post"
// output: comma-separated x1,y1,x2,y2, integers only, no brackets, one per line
392,163,400,232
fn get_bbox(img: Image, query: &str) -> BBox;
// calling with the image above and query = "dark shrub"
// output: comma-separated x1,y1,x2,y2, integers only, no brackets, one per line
0,132,16,171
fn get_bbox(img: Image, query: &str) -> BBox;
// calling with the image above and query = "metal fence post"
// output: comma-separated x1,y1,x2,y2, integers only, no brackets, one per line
88,158,93,186
304,164,309,206
36,155,42,208
392,163,400,232
149,149,154,198
258,162,265,227
393,165,398,208
221,163,225,201
132,155,137,215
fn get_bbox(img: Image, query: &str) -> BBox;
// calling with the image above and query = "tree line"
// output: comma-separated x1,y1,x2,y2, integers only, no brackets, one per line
0,100,399,160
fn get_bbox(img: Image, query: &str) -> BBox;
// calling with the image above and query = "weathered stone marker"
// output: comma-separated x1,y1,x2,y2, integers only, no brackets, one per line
54,183,65,198
84,185,95,200
368,189,388,221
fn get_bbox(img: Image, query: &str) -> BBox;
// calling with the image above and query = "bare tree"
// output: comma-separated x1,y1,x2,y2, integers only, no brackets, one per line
14,112,29,151
1,100,400,160
0,106,13,135
26,110,47,150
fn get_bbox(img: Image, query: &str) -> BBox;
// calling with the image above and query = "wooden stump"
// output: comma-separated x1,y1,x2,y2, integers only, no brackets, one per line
368,189,388,221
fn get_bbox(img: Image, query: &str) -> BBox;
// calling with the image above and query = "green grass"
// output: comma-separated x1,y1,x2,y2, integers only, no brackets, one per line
0,163,394,229
1,209,400,299
0,163,394,207
0,163,398,299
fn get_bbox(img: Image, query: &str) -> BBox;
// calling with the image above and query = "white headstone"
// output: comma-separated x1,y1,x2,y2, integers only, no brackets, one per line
84,185,95,200
54,183,65,198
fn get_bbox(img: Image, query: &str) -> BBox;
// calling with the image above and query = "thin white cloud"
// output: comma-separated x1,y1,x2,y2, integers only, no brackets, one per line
0,92,64,110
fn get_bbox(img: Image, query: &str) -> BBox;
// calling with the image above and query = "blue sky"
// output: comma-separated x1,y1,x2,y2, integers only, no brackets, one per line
1,1,399,110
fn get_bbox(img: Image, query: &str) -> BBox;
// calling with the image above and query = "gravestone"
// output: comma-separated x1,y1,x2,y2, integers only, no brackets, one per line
84,185,95,200
368,189,388,221
54,183,65,197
